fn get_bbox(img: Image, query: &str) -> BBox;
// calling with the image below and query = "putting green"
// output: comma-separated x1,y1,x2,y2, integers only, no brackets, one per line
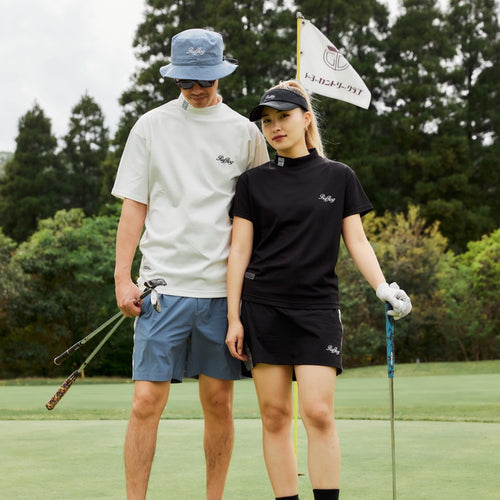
0,419,499,499
1,362,499,498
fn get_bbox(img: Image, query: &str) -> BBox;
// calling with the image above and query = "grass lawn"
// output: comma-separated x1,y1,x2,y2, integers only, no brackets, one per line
1,360,499,499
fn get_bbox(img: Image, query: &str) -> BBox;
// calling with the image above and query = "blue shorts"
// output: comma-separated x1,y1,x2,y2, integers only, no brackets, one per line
133,295,243,382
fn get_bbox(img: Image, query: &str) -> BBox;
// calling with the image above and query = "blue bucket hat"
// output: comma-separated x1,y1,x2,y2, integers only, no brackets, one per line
159,29,238,81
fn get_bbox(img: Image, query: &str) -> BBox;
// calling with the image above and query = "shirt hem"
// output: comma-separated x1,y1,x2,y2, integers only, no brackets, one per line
242,294,338,310
152,286,227,298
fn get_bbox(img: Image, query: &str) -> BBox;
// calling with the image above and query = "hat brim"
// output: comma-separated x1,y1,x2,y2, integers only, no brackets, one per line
159,60,237,80
249,102,303,122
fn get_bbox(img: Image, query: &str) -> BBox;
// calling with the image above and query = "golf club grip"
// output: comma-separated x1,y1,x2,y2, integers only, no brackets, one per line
53,344,81,365
45,370,81,410
385,303,395,379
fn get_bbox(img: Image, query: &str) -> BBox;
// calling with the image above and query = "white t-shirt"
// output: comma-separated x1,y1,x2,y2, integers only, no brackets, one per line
112,94,269,297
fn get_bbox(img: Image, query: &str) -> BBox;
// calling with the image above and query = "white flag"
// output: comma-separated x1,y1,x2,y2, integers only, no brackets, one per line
299,19,371,109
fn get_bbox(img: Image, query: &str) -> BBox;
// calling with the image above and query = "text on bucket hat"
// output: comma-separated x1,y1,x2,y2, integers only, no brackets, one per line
249,88,309,122
159,29,238,81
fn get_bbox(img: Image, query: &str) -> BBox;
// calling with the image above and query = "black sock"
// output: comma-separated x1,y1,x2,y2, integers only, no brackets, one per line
313,489,339,500
276,496,299,500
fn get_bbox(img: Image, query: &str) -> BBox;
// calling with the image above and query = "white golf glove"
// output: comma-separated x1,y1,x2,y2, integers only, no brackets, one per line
376,282,412,320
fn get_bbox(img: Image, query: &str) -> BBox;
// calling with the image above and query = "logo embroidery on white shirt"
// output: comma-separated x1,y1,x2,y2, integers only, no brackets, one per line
216,155,234,165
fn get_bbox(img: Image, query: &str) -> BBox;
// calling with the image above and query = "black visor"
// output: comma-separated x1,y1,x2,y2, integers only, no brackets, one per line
249,88,309,122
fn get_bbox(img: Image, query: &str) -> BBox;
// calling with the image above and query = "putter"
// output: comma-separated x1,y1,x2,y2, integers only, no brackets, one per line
45,278,166,410
386,302,396,500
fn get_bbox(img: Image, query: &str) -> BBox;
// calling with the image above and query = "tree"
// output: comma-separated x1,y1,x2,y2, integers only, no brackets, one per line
377,0,499,251
440,228,500,360
98,150,123,213
0,229,23,377
61,94,109,216
443,0,500,240
0,103,68,242
0,209,141,378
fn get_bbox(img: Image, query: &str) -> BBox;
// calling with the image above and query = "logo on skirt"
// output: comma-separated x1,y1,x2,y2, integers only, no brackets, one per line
326,345,340,355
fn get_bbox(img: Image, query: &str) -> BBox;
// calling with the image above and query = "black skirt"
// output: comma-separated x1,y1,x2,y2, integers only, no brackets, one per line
240,300,343,377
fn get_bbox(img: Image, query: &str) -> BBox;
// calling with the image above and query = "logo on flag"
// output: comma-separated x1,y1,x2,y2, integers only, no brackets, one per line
298,19,371,109
323,45,349,71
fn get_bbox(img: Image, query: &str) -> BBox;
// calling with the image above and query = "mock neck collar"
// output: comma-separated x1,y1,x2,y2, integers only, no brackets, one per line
178,93,223,113
273,148,319,167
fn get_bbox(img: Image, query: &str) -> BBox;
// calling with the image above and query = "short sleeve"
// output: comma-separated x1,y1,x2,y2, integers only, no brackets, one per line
111,120,150,204
247,123,270,168
342,167,373,218
229,172,252,221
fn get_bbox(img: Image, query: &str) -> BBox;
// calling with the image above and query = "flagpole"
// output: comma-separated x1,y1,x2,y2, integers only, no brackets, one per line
293,13,303,463
296,12,303,80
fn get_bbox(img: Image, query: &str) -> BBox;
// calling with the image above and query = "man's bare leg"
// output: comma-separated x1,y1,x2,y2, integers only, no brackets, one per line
124,380,171,500
198,375,234,500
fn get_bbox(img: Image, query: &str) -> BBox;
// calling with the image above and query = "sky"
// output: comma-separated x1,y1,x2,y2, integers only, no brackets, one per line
0,0,144,152
0,0,399,153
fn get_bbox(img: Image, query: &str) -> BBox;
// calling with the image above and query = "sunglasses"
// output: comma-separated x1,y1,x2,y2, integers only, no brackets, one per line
176,79,215,89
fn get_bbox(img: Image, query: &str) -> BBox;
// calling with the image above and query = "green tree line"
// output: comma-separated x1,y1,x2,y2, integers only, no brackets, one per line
0,0,498,378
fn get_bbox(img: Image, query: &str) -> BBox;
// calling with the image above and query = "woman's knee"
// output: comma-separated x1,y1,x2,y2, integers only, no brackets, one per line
301,403,335,431
260,402,292,434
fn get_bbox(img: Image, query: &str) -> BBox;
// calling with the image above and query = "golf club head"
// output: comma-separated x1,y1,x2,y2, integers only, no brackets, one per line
143,278,167,290
140,278,165,313
150,288,161,313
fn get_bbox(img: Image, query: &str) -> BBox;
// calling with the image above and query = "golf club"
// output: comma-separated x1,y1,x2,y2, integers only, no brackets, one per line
45,278,166,410
385,302,396,500
53,278,165,365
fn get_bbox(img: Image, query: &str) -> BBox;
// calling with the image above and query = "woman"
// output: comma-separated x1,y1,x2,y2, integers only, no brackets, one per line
226,80,411,500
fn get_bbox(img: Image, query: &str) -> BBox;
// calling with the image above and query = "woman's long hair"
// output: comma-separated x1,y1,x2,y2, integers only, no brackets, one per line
269,80,324,157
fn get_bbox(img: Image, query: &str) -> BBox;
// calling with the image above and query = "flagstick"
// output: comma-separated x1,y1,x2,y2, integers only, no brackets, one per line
296,12,303,80
293,11,304,476
293,11,301,453
293,379,298,453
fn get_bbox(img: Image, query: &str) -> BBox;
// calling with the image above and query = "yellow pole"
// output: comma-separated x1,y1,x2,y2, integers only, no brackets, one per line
296,12,303,80
293,12,303,460
293,378,298,456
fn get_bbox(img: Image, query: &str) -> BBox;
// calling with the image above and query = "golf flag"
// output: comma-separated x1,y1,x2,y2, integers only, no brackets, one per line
297,16,371,109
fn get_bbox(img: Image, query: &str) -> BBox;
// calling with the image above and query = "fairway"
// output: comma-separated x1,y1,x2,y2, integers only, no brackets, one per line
1,361,499,499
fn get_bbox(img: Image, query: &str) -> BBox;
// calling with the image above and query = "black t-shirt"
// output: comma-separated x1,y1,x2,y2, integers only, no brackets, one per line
231,149,373,309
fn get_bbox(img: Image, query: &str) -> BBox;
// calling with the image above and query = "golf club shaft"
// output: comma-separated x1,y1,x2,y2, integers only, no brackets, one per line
389,377,396,500
54,311,122,365
45,315,126,411
77,315,126,372
53,285,158,366
385,303,396,500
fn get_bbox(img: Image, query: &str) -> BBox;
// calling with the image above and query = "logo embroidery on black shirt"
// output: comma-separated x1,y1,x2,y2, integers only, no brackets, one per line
319,194,336,203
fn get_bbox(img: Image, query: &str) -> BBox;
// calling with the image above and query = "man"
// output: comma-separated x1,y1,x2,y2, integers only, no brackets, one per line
112,29,268,500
